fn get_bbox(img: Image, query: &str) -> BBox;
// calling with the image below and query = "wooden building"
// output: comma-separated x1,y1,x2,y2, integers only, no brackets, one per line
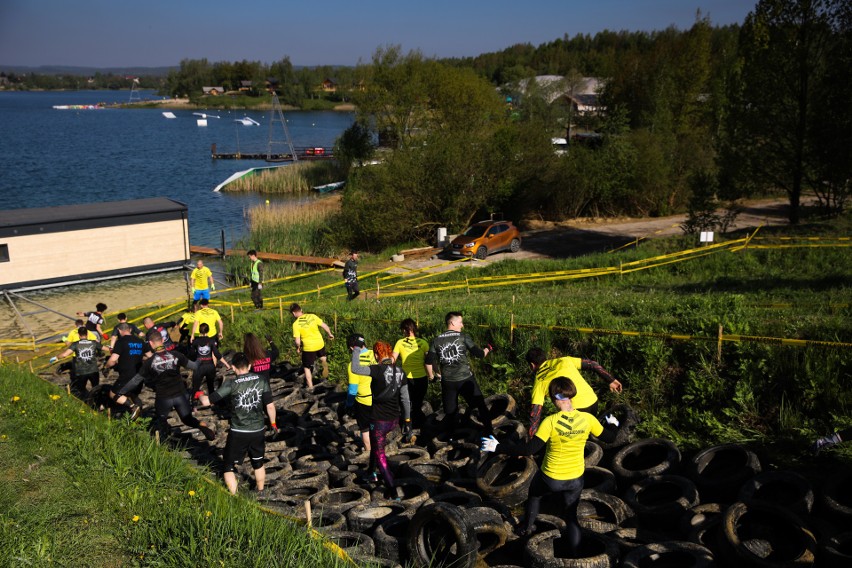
0,198,189,291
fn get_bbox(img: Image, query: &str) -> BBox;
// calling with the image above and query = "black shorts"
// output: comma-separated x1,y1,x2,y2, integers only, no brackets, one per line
301,346,328,369
223,430,266,473
355,401,372,432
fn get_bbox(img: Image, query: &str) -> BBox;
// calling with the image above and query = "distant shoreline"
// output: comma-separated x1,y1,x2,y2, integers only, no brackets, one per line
116,98,356,112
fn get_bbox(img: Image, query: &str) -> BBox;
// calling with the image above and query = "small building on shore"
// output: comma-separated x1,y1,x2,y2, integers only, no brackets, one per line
0,198,189,291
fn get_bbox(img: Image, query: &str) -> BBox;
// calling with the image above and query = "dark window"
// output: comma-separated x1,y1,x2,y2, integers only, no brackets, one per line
0,244,8,262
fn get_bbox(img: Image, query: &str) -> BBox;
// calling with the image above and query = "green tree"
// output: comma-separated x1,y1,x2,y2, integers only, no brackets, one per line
724,0,840,223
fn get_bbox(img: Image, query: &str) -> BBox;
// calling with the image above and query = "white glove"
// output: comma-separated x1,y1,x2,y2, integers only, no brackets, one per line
604,414,620,427
258,284,263,290
480,435,499,453
49,356,58,364
190,288,195,295
211,283,216,291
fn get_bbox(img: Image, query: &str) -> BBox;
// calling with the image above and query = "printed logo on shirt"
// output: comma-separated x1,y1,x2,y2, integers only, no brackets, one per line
150,352,179,374
236,386,263,411
438,340,464,365
78,346,95,362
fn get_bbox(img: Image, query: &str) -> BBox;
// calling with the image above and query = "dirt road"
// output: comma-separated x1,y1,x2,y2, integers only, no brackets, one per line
391,196,804,272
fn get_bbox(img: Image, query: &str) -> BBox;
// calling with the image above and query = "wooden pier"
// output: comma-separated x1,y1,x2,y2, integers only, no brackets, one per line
189,245,343,268
211,144,335,161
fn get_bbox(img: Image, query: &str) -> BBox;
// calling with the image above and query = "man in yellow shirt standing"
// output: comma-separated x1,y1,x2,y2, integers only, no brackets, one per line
190,260,215,305
289,303,334,390
191,298,224,340
525,347,622,438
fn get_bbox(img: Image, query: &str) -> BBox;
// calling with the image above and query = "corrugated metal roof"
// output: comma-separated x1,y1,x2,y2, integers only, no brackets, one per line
0,197,187,229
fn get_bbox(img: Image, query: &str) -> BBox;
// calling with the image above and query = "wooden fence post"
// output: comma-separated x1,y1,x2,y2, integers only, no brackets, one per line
230,306,235,323
717,325,723,363
510,313,515,344
334,312,338,334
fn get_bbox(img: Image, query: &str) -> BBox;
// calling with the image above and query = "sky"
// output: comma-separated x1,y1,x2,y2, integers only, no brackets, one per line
0,0,754,68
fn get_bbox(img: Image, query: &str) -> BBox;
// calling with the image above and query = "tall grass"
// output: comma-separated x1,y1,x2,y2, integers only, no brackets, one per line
0,365,355,567
224,161,345,194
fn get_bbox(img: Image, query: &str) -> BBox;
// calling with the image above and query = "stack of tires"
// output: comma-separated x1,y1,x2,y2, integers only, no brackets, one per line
188,369,851,567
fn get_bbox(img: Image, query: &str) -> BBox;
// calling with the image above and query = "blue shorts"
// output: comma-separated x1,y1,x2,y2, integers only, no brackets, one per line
193,289,211,301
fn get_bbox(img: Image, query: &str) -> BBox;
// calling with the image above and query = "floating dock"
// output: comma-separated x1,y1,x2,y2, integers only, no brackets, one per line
211,144,335,161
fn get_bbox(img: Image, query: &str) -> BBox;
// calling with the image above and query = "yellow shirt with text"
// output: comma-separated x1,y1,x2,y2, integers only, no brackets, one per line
531,356,597,410
536,409,603,480
292,313,325,352
393,337,429,379
191,267,213,290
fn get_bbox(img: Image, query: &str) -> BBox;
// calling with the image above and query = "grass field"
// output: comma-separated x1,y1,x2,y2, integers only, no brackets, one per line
0,366,355,567
3,210,850,565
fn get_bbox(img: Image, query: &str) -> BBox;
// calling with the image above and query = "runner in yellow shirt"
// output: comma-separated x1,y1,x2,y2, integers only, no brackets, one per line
190,260,215,304
526,347,622,437
392,318,430,426
481,377,620,544
289,303,334,390
191,298,223,339
343,333,376,459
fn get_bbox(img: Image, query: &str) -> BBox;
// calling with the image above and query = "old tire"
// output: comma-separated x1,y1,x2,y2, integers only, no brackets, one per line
584,466,617,495
346,502,406,534
476,453,537,508
623,475,699,531
738,470,814,518
578,489,636,533
611,438,681,485
324,530,375,557
310,486,371,515
620,541,715,568
822,531,852,568
594,404,639,450
401,458,455,485
524,528,618,568
407,502,478,568
820,468,852,522
293,510,347,532
373,513,413,564
584,440,604,468
429,489,483,509
687,443,761,503
435,442,481,475
463,506,510,558
470,393,517,429
720,501,816,567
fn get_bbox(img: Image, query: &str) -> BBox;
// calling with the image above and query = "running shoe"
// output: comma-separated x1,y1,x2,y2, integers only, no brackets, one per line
129,404,142,421
199,424,216,441
810,433,841,454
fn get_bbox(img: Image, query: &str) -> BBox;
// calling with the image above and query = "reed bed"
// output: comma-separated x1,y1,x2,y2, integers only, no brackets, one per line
225,161,344,194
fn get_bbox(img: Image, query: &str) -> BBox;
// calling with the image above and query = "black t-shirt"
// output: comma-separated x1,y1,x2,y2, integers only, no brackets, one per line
147,322,176,351
191,335,221,365
368,364,408,422
85,311,105,332
250,343,279,383
113,334,147,379
140,348,190,398
343,259,358,282
111,323,142,340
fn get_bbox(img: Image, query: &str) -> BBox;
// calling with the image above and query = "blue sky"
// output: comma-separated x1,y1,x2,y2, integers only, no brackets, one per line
0,0,753,68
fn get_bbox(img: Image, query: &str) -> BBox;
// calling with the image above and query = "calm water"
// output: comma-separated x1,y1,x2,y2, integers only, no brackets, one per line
0,90,353,340
0,90,354,246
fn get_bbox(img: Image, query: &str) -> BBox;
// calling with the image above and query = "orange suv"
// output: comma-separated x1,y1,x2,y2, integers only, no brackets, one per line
448,220,521,260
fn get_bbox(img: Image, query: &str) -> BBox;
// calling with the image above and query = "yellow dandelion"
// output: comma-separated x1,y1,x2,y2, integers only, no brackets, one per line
49,395,61,401
11,396,20,402
188,490,196,497
132,515,140,523
205,511,212,517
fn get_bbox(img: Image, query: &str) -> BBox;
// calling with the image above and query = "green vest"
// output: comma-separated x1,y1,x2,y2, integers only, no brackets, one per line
251,259,262,283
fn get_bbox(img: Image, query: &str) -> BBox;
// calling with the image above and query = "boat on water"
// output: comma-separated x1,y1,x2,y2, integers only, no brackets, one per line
312,181,345,194
52,104,106,110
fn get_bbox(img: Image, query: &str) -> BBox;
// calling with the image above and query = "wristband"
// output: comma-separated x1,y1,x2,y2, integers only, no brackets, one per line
270,422,277,429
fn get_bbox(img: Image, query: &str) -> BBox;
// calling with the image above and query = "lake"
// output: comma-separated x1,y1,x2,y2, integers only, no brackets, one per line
0,90,354,246
0,90,353,340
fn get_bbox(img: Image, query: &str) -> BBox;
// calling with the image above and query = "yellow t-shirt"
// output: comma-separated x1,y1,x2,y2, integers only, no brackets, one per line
67,328,98,343
292,313,325,352
191,267,212,290
393,336,429,379
347,349,376,406
194,307,221,337
531,356,597,410
536,409,603,480
179,312,196,328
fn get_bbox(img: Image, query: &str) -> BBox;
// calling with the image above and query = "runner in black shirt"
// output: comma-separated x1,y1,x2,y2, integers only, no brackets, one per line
51,326,109,399
143,317,178,351
115,332,215,440
105,323,149,417
190,323,231,397
243,332,279,385
77,303,107,338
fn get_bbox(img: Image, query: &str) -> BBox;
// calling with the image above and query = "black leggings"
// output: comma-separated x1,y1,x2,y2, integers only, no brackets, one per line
71,371,99,399
154,393,202,433
408,376,428,426
191,363,217,394
440,376,492,435
525,472,583,547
